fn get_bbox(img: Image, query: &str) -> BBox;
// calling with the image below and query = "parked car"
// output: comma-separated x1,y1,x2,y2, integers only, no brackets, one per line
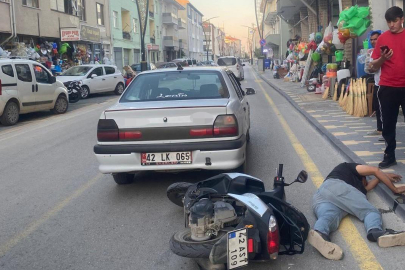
93,66,255,185
172,59,189,67
131,63,157,73
156,62,178,69
57,65,125,98
217,56,245,80
0,59,68,126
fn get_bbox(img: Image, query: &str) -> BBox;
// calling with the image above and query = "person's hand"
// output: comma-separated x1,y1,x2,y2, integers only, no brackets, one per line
386,173,402,183
381,49,393,61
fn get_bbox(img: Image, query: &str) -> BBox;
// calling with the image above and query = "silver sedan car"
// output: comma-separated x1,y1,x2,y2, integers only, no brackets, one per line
93,66,254,184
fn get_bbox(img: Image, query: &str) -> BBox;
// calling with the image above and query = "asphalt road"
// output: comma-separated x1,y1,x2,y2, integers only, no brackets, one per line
0,66,404,270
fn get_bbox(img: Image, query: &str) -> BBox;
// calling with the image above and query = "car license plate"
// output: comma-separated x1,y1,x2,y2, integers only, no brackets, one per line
227,228,248,269
141,152,192,165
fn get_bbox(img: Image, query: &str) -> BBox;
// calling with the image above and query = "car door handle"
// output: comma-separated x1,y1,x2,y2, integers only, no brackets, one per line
102,78,106,81
32,85,35,92
36,84,38,92
114,76,117,78
243,107,246,111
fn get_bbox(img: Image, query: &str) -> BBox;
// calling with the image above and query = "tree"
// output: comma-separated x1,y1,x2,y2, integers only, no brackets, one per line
254,48,262,58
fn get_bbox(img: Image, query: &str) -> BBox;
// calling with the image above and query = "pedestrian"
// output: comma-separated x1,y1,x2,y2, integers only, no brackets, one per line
366,30,383,140
308,162,405,260
370,6,405,168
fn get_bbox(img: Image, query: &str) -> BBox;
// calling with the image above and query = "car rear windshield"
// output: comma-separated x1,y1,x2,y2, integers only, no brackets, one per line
61,66,92,76
218,58,236,66
120,70,229,102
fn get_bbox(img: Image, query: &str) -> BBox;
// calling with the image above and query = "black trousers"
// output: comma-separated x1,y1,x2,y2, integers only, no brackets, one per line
377,86,405,157
373,86,382,131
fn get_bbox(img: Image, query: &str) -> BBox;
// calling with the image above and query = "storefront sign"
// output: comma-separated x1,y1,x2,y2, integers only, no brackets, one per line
147,44,159,51
80,25,101,43
61,28,80,41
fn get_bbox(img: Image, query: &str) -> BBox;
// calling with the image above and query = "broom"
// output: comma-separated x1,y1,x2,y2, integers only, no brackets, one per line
362,78,368,116
342,84,349,109
322,86,330,99
346,79,354,115
333,82,338,101
353,79,361,117
339,84,346,107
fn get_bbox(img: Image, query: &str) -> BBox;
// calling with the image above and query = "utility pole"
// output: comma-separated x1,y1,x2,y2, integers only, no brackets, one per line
241,25,256,64
203,16,219,62
135,0,149,71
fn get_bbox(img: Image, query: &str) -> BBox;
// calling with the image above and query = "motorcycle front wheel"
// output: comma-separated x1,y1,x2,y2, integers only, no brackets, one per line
166,182,193,207
170,228,227,258
69,92,81,103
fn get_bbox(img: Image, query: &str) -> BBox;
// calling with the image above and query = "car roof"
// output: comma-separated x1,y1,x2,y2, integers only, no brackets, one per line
138,66,229,74
0,58,44,64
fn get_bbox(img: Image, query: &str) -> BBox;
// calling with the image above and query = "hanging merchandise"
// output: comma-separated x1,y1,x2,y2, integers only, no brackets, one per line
0,47,11,58
332,29,344,50
315,32,323,44
59,43,70,55
335,50,344,62
337,5,371,44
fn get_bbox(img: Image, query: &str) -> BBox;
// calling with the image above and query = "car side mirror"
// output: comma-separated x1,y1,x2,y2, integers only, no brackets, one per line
50,76,56,83
245,88,256,95
91,74,97,78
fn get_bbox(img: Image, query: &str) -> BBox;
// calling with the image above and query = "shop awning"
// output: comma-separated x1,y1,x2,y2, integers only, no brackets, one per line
265,33,280,47
277,0,304,21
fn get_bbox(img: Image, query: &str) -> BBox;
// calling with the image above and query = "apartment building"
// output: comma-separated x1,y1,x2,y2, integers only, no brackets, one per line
160,0,184,61
0,0,111,62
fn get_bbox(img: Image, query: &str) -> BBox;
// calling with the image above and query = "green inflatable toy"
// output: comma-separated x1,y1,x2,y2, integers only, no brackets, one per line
338,5,370,37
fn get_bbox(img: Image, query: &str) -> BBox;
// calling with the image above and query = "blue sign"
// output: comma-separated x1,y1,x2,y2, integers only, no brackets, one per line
260,39,266,46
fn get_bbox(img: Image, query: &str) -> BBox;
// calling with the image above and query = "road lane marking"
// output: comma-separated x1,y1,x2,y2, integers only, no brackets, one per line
0,173,103,258
252,71,383,270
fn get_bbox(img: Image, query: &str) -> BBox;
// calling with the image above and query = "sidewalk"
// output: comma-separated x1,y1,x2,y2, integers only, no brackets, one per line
254,66,405,221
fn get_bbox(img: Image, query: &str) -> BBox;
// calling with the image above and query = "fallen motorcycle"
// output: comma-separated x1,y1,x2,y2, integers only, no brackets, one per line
167,165,309,269
66,81,82,103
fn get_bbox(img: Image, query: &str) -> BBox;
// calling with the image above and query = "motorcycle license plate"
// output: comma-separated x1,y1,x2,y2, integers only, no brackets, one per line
227,228,248,269
141,152,192,166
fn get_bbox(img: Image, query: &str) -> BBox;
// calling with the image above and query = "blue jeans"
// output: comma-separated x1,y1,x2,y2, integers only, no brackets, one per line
312,178,382,236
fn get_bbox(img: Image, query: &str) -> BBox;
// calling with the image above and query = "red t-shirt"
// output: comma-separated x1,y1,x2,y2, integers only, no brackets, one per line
372,30,405,87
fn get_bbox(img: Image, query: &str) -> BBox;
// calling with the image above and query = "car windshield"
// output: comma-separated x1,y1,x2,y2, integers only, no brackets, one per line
61,66,92,76
120,70,229,102
217,58,236,66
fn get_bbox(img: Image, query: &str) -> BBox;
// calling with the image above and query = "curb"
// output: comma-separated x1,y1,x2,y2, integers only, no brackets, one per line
255,69,405,221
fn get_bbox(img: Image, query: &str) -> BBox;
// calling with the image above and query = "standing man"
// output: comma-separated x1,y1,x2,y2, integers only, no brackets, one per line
370,7,405,169
366,31,383,140
308,163,405,260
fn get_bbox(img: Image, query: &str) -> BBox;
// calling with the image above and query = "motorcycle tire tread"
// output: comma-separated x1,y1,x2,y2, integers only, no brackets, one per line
167,182,194,207
169,231,215,258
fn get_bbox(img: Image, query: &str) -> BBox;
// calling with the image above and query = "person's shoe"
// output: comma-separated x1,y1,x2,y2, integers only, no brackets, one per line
367,130,382,136
308,229,343,260
377,229,405,248
378,136,385,142
379,155,397,169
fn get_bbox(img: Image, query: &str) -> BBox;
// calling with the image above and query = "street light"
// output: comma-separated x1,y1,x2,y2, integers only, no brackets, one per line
241,25,256,64
203,16,219,62
134,0,150,71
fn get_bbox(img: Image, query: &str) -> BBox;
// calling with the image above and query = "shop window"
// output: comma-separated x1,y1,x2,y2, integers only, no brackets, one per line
22,0,39,8
97,3,104,26
104,67,115,75
34,65,51,84
1,65,14,77
15,64,32,82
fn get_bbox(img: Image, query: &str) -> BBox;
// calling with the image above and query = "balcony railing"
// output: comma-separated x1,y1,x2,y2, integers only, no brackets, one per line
178,18,186,29
162,13,178,25
163,36,179,48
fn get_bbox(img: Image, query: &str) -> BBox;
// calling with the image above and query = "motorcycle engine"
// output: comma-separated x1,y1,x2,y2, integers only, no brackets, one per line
189,199,237,241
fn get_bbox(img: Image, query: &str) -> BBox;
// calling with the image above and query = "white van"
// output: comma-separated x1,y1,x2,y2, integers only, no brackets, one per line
0,59,68,126
217,56,245,80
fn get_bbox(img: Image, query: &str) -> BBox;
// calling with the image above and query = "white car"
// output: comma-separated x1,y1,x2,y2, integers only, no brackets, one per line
57,65,125,98
93,66,254,185
217,56,245,80
0,59,68,126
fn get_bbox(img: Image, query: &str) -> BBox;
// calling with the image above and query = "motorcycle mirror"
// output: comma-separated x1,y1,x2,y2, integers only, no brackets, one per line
296,170,308,183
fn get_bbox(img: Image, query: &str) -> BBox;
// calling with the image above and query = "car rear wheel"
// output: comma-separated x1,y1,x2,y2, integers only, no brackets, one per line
51,95,68,114
0,101,19,126
112,173,135,185
114,83,125,95
81,86,90,99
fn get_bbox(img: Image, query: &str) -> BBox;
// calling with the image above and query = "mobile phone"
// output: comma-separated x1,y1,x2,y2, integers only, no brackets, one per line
380,45,390,53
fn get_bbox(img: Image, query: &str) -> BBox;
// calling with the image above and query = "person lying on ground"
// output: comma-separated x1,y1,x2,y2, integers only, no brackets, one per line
308,162,405,260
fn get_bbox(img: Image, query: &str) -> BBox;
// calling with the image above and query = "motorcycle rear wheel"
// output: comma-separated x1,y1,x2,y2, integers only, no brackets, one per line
166,182,193,207
69,93,81,103
170,228,226,258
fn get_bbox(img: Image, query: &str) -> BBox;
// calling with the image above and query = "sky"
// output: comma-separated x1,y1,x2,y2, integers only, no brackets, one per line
191,0,257,52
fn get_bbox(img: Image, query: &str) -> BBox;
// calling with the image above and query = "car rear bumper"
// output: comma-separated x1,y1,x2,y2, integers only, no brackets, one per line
94,136,246,173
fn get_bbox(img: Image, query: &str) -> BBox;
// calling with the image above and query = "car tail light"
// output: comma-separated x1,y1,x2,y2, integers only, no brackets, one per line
97,119,119,141
119,130,142,140
0,79,2,95
267,215,279,259
190,128,213,137
213,115,238,137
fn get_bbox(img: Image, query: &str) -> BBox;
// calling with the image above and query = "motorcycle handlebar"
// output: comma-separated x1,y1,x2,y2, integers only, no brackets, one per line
278,164,283,178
